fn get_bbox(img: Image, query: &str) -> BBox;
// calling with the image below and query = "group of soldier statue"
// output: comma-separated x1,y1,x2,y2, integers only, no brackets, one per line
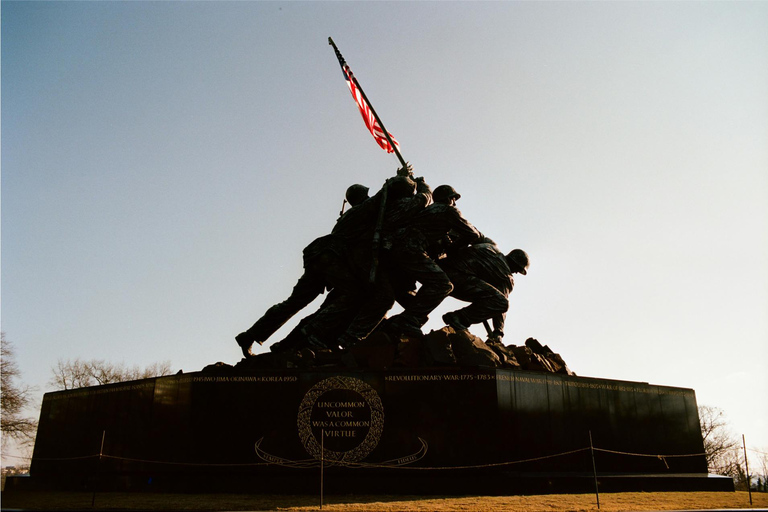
235,164,530,358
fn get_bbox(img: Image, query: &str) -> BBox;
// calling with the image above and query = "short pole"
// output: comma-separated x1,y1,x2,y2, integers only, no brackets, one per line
91,430,106,508
589,430,600,510
742,434,752,506
320,429,324,510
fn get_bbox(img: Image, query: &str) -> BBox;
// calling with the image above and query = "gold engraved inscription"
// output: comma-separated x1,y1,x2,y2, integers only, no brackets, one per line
297,376,384,463
383,373,693,397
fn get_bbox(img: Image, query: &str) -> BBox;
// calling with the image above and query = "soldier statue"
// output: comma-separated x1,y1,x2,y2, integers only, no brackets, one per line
235,164,526,360
234,184,372,357
440,239,529,342
383,184,483,337
334,166,433,348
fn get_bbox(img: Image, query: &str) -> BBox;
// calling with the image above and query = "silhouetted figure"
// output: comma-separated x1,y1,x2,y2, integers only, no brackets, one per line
235,235,353,356
297,183,387,348
384,184,482,336
235,185,372,357
334,169,433,348
440,238,529,340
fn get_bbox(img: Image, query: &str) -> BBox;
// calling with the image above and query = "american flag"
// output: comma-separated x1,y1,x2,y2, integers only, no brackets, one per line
335,57,400,154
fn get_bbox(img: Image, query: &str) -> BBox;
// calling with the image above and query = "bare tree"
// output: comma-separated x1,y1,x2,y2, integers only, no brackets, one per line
754,447,768,492
699,405,743,478
48,358,173,390
1,333,38,452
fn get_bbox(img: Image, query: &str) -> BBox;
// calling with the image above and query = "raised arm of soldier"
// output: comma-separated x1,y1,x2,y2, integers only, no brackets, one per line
381,168,433,234
434,185,482,244
412,176,433,206
393,161,432,204
412,185,483,261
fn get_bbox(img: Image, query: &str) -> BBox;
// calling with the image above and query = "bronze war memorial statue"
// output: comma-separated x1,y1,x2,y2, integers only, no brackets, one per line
229,163,542,374
18,38,732,496
24,162,731,496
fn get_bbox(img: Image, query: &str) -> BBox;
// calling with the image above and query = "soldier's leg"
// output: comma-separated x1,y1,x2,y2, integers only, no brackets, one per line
390,250,453,330
340,267,396,345
236,270,326,356
275,291,351,351
298,255,365,347
444,274,508,329
300,294,359,349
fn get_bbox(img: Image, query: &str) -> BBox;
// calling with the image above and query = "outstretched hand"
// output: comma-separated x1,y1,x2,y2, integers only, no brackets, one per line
397,162,414,177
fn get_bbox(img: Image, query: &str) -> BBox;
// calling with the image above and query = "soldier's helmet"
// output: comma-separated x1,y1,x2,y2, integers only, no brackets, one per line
387,176,417,200
433,185,461,204
345,184,370,207
506,249,530,275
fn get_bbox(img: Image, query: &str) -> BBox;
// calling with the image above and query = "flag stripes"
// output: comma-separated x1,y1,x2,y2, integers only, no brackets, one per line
341,63,400,154
330,38,400,154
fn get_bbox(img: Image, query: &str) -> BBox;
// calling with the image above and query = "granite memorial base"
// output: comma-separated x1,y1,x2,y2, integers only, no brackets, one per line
28,368,733,494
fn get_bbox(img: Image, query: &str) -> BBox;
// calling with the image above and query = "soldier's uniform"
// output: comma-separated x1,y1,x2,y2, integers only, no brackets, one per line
333,176,433,345
235,234,358,354
235,185,375,355
439,238,521,337
299,187,385,346
385,187,482,335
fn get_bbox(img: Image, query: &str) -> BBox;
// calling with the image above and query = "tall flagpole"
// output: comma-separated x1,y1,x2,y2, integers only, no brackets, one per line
329,37,410,283
328,37,407,169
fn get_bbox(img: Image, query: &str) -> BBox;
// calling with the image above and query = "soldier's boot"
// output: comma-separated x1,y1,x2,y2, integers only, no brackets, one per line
442,312,470,331
385,314,423,337
235,332,262,358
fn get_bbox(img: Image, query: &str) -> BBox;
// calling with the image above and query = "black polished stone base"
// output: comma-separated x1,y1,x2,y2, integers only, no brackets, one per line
28,368,732,494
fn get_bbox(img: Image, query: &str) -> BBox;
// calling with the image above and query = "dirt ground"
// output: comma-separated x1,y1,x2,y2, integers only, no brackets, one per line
1,491,767,511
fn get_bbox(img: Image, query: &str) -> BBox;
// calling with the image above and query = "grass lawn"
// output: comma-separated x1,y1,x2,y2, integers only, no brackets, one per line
1,491,766,511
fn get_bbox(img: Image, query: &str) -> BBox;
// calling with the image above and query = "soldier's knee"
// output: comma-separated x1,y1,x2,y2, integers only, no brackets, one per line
421,272,452,297
490,295,509,313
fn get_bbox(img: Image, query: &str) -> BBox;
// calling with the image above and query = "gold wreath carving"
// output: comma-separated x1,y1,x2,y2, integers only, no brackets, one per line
297,376,384,463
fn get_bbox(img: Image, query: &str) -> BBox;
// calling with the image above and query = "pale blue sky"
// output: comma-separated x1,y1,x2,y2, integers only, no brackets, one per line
2,1,767,464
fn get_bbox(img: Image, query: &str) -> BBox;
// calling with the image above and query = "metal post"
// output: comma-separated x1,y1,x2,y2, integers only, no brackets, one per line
589,431,600,510
320,429,324,510
743,434,752,506
91,430,106,508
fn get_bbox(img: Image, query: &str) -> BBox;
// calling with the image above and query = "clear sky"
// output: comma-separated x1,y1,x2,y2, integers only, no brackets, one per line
2,1,767,466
